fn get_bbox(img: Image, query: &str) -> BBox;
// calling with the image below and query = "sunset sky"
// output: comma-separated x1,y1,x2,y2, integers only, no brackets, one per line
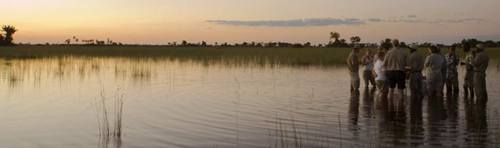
3,0,500,45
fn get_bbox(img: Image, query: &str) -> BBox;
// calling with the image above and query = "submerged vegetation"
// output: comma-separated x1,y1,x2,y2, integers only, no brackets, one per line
91,86,124,140
0,46,346,67
1,46,499,67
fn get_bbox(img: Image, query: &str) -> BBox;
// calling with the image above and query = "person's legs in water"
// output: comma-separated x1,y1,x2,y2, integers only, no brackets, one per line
387,71,397,100
350,72,360,91
397,71,406,99
453,76,459,94
369,73,376,88
436,80,444,97
363,70,370,88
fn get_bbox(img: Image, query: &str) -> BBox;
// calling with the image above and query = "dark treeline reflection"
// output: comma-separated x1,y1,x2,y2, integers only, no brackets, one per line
348,88,492,147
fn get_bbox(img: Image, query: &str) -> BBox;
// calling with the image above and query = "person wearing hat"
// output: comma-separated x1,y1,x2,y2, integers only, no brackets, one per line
471,43,489,100
462,42,474,97
347,44,361,91
425,46,446,97
383,39,408,99
408,44,424,97
445,45,460,94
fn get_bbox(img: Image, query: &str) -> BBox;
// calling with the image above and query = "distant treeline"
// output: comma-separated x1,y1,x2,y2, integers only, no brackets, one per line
326,31,500,49
3,26,500,49
18,38,500,49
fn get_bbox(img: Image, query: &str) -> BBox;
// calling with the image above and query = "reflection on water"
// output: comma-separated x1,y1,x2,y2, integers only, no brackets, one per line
98,138,122,148
376,90,408,147
409,95,424,147
464,95,489,147
0,56,499,148
348,90,359,135
427,95,446,147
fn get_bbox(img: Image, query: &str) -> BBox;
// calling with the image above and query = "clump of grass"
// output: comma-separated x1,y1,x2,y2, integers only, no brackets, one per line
3,46,500,68
92,90,110,137
131,67,151,78
270,113,343,148
91,85,124,139
113,86,124,137
338,114,342,148
0,46,356,67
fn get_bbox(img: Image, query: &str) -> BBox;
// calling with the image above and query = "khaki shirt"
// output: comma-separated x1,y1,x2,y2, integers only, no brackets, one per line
347,51,359,73
472,51,489,72
383,47,408,71
425,53,446,82
410,52,424,72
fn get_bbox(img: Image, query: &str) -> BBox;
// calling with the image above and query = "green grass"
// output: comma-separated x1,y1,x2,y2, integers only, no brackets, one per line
0,46,499,67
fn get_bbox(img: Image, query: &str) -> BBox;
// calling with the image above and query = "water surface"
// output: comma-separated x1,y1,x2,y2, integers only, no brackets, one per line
0,57,499,148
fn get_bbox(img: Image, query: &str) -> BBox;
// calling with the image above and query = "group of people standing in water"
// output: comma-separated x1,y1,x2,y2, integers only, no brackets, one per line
347,39,489,100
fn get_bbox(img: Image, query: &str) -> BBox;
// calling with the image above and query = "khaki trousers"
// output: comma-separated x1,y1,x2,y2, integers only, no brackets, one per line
350,72,360,90
474,72,487,100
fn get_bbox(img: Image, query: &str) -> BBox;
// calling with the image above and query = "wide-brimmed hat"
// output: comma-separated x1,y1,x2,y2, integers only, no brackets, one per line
476,44,485,50
409,44,418,50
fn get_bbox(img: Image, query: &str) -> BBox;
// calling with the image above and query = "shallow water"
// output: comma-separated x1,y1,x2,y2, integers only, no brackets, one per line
0,57,499,148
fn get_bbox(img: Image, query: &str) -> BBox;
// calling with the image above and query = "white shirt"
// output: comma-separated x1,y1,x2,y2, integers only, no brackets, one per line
363,55,374,71
374,60,387,81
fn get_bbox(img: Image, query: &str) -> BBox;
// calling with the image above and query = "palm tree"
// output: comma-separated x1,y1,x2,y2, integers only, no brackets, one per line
0,34,5,45
330,32,340,44
350,36,361,46
2,25,18,45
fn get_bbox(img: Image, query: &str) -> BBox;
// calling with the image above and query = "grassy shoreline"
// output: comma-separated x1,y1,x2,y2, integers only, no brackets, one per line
1,46,498,67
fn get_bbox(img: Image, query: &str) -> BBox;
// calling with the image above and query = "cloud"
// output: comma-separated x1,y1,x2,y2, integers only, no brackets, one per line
464,18,488,22
438,19,464,23
427,18,489,24
206,16,489,27
205,18,365,27
366,18,382,22
385,17,486,24
407,15,418,18
396,19,423,23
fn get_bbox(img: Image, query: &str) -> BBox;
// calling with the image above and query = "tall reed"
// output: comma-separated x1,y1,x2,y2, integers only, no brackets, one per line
91,86,124,139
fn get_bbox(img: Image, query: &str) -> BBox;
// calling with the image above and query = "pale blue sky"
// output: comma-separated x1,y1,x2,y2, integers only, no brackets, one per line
2,0,499,44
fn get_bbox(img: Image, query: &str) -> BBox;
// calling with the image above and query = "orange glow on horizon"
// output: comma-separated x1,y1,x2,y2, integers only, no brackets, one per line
2,0,499,45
